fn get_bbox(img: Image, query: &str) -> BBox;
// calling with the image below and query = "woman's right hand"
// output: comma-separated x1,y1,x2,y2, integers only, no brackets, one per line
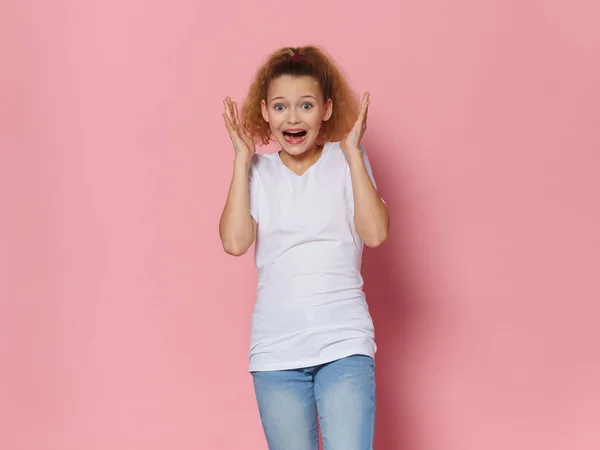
222,97,256,162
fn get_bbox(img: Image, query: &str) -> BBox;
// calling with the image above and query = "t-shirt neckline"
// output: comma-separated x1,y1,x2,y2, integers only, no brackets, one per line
276,143,330,178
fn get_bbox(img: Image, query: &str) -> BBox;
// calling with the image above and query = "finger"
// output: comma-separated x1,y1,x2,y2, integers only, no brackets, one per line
231,102,243,132
227,98,238,126
233,101,241,126
357,98,369,125
361,92,369,108
358,99,369,137
222,113,233,133
222,113,238,138
224,98,234,123
360,93,369,112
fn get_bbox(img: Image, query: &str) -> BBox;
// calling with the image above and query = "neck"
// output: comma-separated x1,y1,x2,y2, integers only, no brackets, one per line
279,144,323,174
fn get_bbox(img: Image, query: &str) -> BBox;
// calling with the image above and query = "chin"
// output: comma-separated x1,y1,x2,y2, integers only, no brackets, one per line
277,136,317,156
282,146,310,156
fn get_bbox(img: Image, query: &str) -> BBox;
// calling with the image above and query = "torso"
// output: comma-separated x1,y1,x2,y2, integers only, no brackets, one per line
247,142,376,372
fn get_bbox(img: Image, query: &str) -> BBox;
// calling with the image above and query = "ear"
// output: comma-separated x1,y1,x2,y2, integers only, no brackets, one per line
261,99,270,123
323,98,333,121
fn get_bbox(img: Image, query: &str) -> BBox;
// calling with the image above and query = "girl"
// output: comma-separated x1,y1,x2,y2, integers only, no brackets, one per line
219,45,389,450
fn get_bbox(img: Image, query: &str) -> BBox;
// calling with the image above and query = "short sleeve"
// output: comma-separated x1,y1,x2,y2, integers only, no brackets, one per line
359,145,377,189
346,145,382,214
249,159,260,223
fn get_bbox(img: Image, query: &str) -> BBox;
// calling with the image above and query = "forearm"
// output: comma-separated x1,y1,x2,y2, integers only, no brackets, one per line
219,157,256,256
347,148,389,248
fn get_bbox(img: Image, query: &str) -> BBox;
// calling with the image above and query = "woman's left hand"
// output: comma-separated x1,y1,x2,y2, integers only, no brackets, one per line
341,92,370,158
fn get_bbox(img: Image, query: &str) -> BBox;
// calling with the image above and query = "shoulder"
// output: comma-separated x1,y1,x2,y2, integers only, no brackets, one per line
323,141,347,165
249,152,279,182
325,141,369,157
325,141,343,154
323,141,369,167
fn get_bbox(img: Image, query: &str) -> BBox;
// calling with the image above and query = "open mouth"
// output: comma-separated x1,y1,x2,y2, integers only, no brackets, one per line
282,130,307,144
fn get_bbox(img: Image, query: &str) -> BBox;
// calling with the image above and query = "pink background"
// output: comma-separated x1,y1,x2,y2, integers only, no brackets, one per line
2,0,599,449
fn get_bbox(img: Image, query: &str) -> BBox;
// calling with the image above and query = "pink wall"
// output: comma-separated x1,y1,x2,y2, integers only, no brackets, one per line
2,0,599,449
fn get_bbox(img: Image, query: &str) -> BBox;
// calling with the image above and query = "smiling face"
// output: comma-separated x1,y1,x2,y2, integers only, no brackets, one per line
261,75,332,157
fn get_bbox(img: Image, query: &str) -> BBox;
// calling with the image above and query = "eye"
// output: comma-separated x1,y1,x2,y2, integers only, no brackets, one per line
273,104,285,111
301,103,313,110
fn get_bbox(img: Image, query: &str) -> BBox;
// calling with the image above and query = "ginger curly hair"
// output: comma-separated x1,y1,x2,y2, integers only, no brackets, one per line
241,46,360,146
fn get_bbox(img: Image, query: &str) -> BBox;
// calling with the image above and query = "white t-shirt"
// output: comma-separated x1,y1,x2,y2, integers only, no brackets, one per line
247,141,379,372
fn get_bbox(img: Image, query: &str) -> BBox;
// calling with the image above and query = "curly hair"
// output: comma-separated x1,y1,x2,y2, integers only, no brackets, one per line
241,46,360,146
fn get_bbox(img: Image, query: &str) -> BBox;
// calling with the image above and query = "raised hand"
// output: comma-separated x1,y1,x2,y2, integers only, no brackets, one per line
341,92,370,156
222,97,256,162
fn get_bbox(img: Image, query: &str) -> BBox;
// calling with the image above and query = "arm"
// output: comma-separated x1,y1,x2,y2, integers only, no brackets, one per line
219,156,257,256
219,96,257,256
346,147,389,248
340,92,389,248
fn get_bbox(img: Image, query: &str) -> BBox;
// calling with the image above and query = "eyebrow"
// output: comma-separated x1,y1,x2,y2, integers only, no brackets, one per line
269,95,318,103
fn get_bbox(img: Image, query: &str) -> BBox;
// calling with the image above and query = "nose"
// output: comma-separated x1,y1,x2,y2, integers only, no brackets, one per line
287,108,300,124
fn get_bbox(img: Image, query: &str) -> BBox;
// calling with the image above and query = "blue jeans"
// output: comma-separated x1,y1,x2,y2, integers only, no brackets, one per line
251,354,376,450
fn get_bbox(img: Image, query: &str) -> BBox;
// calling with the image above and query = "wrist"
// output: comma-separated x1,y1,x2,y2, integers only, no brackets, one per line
233,154,252,171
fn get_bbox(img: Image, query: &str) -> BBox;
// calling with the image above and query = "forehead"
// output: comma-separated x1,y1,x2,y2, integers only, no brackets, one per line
267,75,322,101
